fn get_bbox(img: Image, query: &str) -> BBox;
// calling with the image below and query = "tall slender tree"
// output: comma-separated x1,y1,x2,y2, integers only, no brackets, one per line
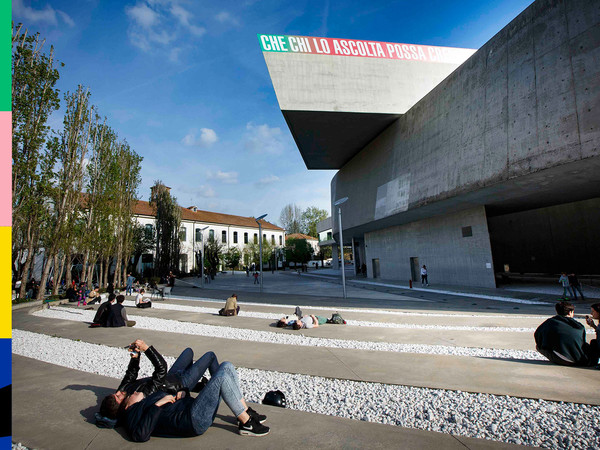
11,23,61,296
149,182,181,278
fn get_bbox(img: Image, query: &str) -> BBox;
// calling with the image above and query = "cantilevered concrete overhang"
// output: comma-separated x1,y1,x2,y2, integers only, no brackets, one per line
260,35,475,169
282,110,400,169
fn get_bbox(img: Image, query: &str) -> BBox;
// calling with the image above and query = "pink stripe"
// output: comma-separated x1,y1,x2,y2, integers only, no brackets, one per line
0,112,11,226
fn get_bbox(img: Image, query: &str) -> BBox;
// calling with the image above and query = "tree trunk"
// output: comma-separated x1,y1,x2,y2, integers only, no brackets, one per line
53,252,66,296
18,240,35,299
65,253,74,288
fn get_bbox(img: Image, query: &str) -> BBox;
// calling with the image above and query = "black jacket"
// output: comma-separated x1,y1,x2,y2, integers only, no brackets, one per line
116,346,187,398
92,301,112,326
534,315,590,365
106,303,126,327
124,392,197,442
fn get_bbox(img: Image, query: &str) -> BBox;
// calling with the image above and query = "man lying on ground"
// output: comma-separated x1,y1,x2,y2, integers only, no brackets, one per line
534,301,598,367
100,339,219,421
115,342,269,440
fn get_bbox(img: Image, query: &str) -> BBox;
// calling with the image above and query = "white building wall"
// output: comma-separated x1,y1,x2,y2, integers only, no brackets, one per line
135,215,286,274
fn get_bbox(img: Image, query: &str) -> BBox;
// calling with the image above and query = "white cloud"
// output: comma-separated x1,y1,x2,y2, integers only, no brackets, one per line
244,122,286,155
13,0,74,27
256,175,280,186
171,4,206,36
126,2,159,28
207,170,239,184
215,11,240,26
125,1,204,54
182,128,218,147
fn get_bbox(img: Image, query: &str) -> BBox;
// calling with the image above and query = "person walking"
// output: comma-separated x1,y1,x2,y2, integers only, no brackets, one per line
253,272,259,285
421,265,429,286
568,273,584,300
558,272,573,299
126,273,135,296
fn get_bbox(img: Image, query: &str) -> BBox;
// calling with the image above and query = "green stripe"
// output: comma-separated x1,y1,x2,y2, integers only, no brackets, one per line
0,1,10,111
257,34,291,53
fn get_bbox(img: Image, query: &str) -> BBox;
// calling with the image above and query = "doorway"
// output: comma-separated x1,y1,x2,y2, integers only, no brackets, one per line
410,257,420,282
372,258,380,278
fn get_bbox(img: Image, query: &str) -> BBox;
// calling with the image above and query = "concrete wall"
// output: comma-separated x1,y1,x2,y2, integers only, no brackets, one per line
365,207,496,287
488,197,600,275
263,52,473,114
333,0,600,232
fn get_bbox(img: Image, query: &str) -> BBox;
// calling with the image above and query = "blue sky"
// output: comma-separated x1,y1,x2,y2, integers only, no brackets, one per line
12,0,533,227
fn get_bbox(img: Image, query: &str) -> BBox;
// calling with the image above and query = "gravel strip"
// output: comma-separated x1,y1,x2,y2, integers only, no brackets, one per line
167,295,548,318
33,306,544,360
123,300,539,333
12,330,600,449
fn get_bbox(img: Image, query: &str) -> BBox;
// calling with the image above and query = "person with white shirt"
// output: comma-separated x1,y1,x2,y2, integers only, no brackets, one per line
135,288,152,309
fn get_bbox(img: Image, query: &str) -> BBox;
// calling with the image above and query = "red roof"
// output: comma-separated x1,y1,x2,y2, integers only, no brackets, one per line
285,233,318,241
133,200,283,231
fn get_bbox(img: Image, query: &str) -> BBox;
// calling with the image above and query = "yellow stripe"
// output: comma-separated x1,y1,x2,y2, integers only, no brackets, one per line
0,227,11,337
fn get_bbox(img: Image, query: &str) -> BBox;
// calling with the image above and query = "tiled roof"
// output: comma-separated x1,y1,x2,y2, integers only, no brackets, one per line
285,233,318,241
133,200,284,231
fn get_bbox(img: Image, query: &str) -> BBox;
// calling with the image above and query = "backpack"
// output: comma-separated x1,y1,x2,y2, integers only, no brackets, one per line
329,313,346,324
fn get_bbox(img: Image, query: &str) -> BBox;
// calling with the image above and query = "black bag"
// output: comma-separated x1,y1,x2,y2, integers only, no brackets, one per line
328,313,346,324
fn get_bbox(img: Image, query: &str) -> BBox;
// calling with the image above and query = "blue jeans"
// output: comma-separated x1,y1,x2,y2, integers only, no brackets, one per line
168,349,219,390
190,362,245,435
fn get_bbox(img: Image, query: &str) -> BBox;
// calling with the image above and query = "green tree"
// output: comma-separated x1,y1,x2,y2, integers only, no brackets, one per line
301,206,328,238
11,23,61,297
204,237,224,277
37,85,93,300
285,238,313,266
150,182,181,278
223,247,241,273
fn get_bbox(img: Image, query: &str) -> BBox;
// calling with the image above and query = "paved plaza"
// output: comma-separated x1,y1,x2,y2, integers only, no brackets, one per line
12,270,600,449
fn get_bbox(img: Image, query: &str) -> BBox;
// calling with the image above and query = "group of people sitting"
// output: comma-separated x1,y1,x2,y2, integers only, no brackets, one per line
534,301,600,367
276,307,346,330
90,294,136,328
97,340,269,440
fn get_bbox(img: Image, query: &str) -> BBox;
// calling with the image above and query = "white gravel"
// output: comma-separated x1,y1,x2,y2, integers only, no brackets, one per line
123,300,540,333
32,306,544,360
168,295,549,319
12,329,600,449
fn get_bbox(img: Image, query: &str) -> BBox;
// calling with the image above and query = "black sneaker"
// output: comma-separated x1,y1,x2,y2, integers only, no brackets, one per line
191,377,209,393
246,406,267,423
238,416,270,436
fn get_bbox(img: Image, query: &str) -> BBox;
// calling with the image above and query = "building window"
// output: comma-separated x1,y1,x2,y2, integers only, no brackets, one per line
244,232,248,244
279,235,282,245
179,226,186,241
195,228,202,242
209,229,214,241
233,231,238,244
263,234,266,243
179,254,188,272
145,224,153,240
327,231,332,240
222,230,227,243
461,226,473,238
271,235,275,244
254,233,258,244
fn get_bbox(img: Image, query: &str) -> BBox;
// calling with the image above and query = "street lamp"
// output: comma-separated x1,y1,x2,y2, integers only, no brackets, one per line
334,197,348,299
255,214,267,293
198,226,208,288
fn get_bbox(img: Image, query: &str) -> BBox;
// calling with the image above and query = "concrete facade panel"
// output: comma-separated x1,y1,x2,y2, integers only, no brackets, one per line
570,23,600,155
364,207,495,288
332,0,600,234
263,52,469,114
565,0,600,37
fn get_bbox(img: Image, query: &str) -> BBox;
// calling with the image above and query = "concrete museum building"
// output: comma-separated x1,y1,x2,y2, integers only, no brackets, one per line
260,0,600,288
